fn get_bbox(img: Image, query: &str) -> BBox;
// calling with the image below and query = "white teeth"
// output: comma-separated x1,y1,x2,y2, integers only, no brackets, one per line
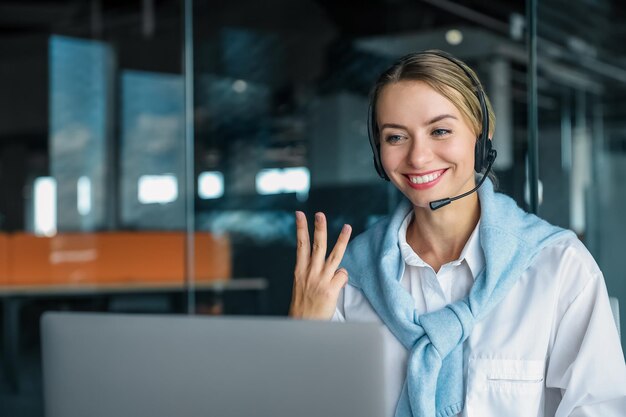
409,171,442,184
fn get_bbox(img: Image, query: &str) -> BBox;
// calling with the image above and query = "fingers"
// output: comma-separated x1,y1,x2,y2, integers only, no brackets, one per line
310,212,328,271
294,211,352,280
291,212,352,320
294,211,310,277
330,268,349,292
325,224,352,272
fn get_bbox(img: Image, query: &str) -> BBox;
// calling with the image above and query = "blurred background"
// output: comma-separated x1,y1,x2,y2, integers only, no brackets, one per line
1,0,625,415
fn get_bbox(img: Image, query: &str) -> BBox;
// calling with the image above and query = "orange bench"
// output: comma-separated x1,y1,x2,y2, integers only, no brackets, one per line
0,232,230,286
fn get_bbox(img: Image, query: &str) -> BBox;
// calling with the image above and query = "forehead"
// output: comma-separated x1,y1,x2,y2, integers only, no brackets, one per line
376,81,462,122
376,81,467,125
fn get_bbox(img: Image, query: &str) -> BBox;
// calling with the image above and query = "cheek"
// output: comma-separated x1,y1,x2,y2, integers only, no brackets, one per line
442,139,476,168
379,146,398,170
380,146,391,167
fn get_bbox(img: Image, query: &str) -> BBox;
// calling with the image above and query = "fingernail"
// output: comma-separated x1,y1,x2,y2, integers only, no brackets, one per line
295,211,303,220
342,224,351,234
315,212,322,222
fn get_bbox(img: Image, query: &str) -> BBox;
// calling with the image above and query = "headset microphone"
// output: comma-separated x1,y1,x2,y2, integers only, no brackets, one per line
429,148,497,210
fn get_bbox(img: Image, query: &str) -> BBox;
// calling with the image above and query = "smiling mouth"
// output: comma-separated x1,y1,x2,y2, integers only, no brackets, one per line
406,170,446,185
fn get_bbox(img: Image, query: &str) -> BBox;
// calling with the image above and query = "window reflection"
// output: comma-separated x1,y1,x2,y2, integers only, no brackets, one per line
138,174,179,205
120,70,184,229
49,35,111,232
77,176,92,216
255,167,310,197
198,171,224,199
33,177,57,237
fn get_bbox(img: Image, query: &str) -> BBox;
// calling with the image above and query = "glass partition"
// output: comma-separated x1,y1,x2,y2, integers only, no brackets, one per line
0,2,195,415
537,0,626,348
190,0,530,315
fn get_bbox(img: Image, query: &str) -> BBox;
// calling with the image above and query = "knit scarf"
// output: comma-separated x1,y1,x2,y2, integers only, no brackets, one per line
340,178,574,417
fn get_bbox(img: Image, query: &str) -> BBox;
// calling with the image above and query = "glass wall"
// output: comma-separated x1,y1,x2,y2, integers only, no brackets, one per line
0,2,195,415
0,1,625,416
537,0,626,349
190,0,531,315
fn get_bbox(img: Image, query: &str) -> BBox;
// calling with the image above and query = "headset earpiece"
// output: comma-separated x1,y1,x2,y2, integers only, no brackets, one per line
474,133,492,173
472,84,490,173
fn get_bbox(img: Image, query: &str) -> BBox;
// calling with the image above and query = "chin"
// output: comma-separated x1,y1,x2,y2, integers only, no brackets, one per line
397,189,439,210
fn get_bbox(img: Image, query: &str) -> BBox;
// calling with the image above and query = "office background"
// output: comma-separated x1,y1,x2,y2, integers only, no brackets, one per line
1,0,625,415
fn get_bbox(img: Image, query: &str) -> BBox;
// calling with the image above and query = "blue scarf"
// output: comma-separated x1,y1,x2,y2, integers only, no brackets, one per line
340,178,574,417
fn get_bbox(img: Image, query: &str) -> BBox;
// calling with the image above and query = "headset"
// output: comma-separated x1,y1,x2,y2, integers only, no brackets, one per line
367,50,496,183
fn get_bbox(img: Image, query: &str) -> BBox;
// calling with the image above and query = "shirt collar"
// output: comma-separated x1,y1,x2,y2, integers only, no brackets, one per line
398,211,428,268
459,220,485,280
397,210,485,280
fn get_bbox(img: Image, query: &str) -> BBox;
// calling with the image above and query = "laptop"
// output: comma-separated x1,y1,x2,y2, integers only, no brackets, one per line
41,312,387,417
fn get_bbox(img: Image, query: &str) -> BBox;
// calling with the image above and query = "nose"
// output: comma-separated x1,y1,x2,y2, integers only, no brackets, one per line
406,137,434,168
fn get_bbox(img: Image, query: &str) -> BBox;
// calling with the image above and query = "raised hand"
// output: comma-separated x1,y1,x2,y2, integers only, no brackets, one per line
289,211,352,320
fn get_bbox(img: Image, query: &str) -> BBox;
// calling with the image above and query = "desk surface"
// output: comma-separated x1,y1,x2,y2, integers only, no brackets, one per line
0,278,268,297
0,277,270,394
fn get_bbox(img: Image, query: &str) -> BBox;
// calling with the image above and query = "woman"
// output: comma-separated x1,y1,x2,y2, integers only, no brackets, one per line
289,50,626,417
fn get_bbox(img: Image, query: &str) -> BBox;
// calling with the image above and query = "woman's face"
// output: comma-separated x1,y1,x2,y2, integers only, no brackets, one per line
377,80,478,210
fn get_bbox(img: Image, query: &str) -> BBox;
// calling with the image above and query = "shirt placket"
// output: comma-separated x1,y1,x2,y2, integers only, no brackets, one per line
420,267,448,312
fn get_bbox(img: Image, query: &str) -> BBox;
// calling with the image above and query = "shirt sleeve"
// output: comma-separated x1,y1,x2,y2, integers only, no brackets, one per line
546,254,626,417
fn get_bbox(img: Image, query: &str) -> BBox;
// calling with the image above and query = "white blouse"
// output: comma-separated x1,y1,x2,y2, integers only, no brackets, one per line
332,212,626,417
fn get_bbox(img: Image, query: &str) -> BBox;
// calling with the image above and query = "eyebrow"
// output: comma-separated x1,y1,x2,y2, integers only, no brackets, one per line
426,114,457,125
379,114,458,131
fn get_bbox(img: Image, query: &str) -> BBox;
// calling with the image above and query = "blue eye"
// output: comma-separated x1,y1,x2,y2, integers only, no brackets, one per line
385,135,404,144
432,129,451,137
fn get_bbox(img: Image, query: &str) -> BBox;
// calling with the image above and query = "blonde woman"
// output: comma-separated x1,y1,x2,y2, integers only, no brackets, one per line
289,50,626,417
